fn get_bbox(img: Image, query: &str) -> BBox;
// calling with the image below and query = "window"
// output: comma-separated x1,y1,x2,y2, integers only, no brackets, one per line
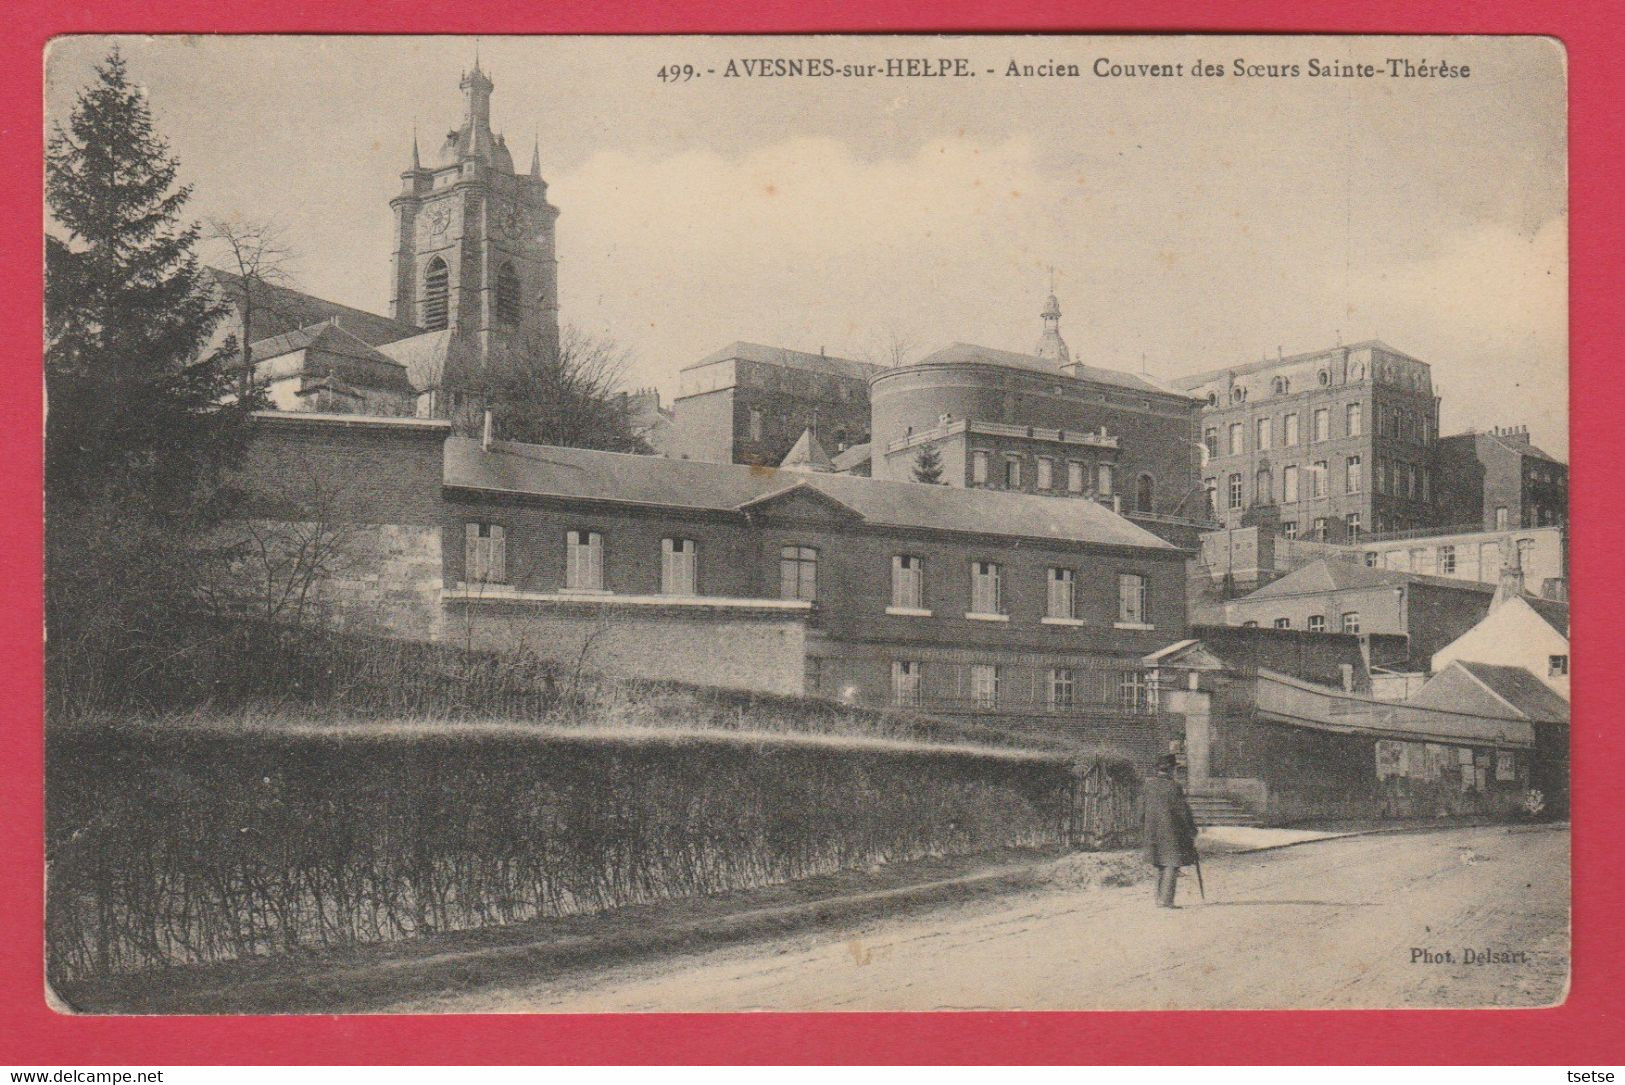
1067,460,1086,493
1517,537,1536,569
1282,521,1298,540
1048,667,1075,709
1254,466,1273,506
891,554,924,610
1117,573,1149,625
1047,567,1076,620
1406,464,1418,499
1283,465,1299,504
1119,671,1150,712
1342,611,1361,634
1036,457,1054,490
1437,545,1456,575
1313,408,1329,442
748,408,763,442
661,537,697,595
1230,385,1246,403
1311,461,1327,499
1227,473,1243,510
464,522,506,583
1411,547,1434,575
1284,413,1300,445
1242,620,1259,627
972,450,989,484
1272,376,1289,395
1346,454,1362,494
1496,751,1517,782
891,661,922,707
1313,517,1328,541
1495,505,1509,530
1318,369,1331,386
565,530,604,591
1204,478,1217,518
495,262,520,326
970,561,1002,615
1549,654,1569,677
970,664,1000,708
1345,512,1361,542
1097,463,1114,496
1363,552,1377,568
1307,614,1326,633
1203,428,1218,459
1479,542,1500,579
1256,417,1272,451
1004,456,1022,488
1136,473,1154,513
779,545,817,601
1346,402,1363,437
1274,617,1291,629
422,257,450,331
1228,422,1244,456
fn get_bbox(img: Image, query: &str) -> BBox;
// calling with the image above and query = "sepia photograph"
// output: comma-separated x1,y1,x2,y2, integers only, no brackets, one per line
41,33,1569,1015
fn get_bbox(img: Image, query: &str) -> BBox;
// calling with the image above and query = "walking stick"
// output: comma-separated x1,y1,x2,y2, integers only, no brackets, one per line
1193,853,1206,901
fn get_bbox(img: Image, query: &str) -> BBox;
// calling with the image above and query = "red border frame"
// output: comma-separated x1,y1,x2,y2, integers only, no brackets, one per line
6,1,1622,1065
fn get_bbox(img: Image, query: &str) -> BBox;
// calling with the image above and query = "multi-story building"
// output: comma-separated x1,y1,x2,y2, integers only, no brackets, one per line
1172,341,1444,543
1435,424,1569,532
232,413,1190,734
668,342,881,467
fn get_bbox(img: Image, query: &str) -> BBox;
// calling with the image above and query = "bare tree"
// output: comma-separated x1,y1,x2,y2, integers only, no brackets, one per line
857,324,919,369
207,217,296,401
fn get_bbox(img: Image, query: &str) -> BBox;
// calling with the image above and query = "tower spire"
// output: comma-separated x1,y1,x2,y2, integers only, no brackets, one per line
1034,275,1071,366
530,133,541,177
410,121,421,169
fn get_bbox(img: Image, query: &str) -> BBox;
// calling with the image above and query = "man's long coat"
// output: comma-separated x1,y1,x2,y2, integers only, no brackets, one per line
1142,772,1199,868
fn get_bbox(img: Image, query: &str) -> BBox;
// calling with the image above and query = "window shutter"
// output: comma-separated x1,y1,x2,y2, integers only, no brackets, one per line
465,523,481,582
489,525,506,583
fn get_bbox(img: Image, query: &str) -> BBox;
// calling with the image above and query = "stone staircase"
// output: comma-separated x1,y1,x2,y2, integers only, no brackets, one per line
1188,792,1262,827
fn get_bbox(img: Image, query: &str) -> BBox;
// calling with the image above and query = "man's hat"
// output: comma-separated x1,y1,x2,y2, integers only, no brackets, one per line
1155,753,1179,772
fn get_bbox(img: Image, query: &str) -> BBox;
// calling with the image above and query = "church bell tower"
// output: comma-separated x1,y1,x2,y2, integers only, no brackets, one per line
389,58,561,362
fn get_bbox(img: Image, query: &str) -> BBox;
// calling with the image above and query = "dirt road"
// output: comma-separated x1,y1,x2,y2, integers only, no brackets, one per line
389,824,1568,1012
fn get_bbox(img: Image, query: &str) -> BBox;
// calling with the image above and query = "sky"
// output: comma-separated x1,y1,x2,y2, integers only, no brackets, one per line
45,35,1569,455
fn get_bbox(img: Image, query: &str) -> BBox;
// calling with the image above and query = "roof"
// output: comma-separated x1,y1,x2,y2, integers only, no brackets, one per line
243,321,416,395
778,429,835,472
376,330,459,393
1521,595,1570,637
1255,666,1536,747
443,437,1180,552
1169,339,1416,390
914,342,1188,398
1236,559,1497,603
1408,661,1569,725
830,442,872,473
681,341,882,383
208,268,422,348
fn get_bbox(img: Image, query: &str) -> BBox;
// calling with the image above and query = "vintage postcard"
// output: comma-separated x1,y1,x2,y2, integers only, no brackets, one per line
42,33,1568,1014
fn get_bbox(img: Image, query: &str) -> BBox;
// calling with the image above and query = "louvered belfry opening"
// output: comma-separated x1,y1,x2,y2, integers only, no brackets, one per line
423,257,450,331
496,262,520,326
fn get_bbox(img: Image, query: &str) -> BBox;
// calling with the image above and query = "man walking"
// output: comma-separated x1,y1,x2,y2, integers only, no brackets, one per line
1143,752,1199,908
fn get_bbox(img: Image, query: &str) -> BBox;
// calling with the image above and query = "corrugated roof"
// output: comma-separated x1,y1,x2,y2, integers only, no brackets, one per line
914,342,1189,398
681,341,882,383
1169,339,1415,390
1237,559,1497,602
444,437,1180,552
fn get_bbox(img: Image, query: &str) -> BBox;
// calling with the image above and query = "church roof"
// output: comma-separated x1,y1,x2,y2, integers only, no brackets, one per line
778,429,835,472
207,268,422,348
244,321,415,395
443,438,1181,553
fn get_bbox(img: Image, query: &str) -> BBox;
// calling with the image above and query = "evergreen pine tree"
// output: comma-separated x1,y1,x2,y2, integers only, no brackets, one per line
912,443,945,484
45,49,254,707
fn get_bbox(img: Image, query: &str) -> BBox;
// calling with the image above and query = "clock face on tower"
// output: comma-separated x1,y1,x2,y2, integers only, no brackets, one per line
421,205,451,242
496,201,530,240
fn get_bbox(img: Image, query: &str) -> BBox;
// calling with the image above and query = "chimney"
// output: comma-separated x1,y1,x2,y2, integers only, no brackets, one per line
1492,542,1525,606
482,408,495,452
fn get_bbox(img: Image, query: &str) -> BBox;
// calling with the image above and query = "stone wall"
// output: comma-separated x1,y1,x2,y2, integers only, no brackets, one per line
444,597,809,695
